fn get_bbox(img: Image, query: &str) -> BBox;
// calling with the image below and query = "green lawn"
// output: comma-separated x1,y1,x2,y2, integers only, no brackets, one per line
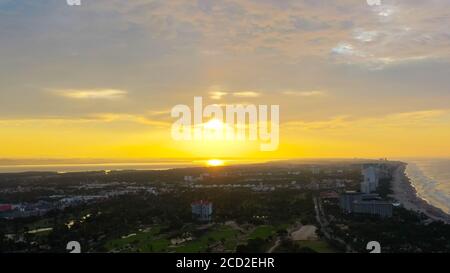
248,225,276,240
105,226,169,252
174,225,239,253
105,224,240,253
297,240,337,253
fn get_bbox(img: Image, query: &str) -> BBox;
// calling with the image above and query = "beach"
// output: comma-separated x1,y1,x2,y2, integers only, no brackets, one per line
391,164,450,223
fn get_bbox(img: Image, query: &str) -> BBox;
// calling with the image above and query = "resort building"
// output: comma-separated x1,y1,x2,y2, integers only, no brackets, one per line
353,200,393,218
340,192,392,218
340,191,362,213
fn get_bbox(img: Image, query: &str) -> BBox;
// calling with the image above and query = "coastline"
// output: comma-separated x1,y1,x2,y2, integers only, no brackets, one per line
391,163,450,223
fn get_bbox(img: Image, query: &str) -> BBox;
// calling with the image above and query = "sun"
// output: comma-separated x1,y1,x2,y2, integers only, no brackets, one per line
203,119,225,131
201,119,229,140
206,159,225,167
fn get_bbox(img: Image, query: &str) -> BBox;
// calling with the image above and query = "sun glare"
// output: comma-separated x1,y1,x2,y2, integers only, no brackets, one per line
207,159,225,167
203,119,225,131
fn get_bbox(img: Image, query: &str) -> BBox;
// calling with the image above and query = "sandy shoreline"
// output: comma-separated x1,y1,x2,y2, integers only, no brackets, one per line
391,163,450,223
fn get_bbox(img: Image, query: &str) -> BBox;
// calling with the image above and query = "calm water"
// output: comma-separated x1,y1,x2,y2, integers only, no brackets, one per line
0,159,263,173
0,162,201,173
405,159,450,214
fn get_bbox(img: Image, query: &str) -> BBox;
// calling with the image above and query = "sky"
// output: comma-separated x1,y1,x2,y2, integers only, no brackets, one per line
0,0,449,162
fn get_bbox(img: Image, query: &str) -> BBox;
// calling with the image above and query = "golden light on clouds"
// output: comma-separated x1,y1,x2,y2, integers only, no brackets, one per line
0,1,449,162
1,108,449,160
209,91,228,100
282,91,326,97
233,91,260,98
55,89,128,100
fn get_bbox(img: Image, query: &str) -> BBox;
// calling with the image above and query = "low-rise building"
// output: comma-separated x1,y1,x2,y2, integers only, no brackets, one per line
353,200,393,218
340,192,393,217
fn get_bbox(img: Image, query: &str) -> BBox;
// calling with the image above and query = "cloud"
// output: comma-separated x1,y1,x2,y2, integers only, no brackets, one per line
284,115,350,130
328,1,450,69
375,5,395,18
207,85,229,100
331,43,357,56
91,113,170,127
55,89,128,100
232,91,260,98
385,109,447,122
1,0,449,125
0,113,171,127
209,88,260,99
209,91,228,100
283,91,326,97
283,109,449,131
353,29,378,42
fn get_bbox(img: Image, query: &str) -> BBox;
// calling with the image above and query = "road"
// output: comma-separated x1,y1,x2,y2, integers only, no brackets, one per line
313,197,354,253
267,238,281,253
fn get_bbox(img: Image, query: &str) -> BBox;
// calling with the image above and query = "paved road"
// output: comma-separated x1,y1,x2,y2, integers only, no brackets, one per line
267,238,281,253
313,197,354,253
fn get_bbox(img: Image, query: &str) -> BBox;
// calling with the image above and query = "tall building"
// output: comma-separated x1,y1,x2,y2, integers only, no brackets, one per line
191,200,213,222
340,163,394,217
361,165,380,193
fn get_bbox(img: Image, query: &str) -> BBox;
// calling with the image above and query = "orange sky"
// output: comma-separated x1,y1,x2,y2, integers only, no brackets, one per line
0,1,449,162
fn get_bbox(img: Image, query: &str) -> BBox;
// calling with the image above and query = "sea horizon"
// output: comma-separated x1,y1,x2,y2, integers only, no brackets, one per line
0,157,416,174
1,157,449,174
0,159,271,173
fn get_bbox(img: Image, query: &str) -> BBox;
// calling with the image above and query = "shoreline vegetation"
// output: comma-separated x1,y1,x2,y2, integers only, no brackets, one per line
391,163,450,224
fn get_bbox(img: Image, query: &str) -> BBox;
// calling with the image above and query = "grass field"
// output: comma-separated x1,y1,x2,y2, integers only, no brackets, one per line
105,224,240,253
104,224,306,253
174,225,239,253
248,225,276,240
297,240,337,253
105,226,170,252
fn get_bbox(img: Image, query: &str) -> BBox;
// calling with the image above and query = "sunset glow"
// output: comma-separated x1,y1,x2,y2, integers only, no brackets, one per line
1,0,450,257
206,159,225,167
0,0,449,163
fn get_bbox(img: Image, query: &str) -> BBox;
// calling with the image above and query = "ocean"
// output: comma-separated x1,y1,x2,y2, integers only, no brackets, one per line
0,162,201,173
405,159,450,214
0,159,261,173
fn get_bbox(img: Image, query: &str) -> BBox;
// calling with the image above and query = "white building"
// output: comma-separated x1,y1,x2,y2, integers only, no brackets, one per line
191,200,213,221
361,165,379,193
